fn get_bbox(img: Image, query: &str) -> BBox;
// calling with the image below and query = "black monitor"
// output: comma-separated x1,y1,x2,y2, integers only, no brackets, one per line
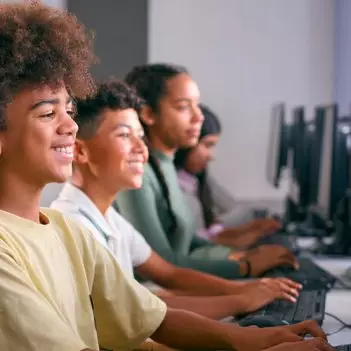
285,107,311,222
266,103,289,188
309,105,351,230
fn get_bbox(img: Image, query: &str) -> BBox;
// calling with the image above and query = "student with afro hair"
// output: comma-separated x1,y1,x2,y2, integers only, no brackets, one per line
0,2,331,351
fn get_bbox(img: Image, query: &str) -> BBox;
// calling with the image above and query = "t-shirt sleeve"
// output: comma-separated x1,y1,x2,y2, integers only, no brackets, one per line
0,244,86,351
90,238,167,351
118,214,152,267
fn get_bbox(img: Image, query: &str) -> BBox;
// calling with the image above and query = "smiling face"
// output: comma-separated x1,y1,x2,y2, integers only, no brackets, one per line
0,84,77,187
77,107,148,192
146,73,204,151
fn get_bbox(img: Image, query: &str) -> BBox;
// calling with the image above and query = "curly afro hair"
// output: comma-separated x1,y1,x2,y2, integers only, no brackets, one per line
0,1,97,130
75,79,144,139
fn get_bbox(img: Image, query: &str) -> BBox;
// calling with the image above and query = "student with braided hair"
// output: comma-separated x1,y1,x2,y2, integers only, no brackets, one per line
115,63,298,279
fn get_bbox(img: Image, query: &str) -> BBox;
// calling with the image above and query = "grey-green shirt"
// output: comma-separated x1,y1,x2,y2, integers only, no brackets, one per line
114,150,242,279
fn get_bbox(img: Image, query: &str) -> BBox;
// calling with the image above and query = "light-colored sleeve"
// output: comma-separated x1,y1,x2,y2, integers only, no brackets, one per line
0,245,86,351
117,213,152,267
90,237,167,351
208,175,236,215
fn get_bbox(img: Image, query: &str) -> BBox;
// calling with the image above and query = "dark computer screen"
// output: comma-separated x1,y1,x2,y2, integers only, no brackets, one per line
311,106,351,225
266,103,289,188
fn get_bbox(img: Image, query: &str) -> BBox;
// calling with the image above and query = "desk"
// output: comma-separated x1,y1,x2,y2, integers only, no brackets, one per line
313,257,351,346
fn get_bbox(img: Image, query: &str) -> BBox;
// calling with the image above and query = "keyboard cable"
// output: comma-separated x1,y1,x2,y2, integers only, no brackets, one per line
325,312,351,336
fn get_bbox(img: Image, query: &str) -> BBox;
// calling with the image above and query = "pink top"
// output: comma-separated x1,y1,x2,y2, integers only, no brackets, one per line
177,169,224,240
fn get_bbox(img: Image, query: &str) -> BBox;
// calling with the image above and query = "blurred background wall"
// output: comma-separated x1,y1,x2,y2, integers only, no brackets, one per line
8,0,347,208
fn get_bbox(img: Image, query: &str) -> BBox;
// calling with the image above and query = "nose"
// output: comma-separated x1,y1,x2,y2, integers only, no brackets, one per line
58,112,78,136
132,135,148,159
192,105,204,124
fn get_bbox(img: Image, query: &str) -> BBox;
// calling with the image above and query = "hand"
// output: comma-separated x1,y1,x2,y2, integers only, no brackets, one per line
243,245,298,276
236,277,301,314
251,218,282,234
228,320,327,351
220,229,263,249
263,338,334,351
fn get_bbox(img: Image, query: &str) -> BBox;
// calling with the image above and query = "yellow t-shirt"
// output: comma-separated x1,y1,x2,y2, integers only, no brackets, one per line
0,208,166,351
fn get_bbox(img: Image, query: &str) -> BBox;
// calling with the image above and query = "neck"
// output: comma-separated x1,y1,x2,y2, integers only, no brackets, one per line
0,171,43,223
71,170,117,215
147,132,176,157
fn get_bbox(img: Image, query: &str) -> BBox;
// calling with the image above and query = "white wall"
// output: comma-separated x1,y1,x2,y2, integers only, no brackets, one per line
149,0,334,201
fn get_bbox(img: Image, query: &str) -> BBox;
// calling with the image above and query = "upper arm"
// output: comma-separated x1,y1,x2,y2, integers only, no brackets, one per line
115,178,174,256
136,251,175,284
91,243,167,350
0,247,86,351
208,175,235,214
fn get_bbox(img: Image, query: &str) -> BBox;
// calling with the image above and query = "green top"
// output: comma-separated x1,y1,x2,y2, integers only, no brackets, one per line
114,150,242,279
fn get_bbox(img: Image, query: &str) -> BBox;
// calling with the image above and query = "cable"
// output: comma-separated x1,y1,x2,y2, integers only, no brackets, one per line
325,312,351,336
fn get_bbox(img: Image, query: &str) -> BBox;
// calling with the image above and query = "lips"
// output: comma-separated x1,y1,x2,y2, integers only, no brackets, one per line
52,145,74,155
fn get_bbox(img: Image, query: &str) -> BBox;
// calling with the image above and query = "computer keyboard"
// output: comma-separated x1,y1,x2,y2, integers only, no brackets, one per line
238,289,327,326
263,257,337,290
335,345,351,351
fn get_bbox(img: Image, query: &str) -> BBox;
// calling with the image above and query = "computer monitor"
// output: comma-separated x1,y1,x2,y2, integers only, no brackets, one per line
309,105,351,229
285,107,311,222
266,103,289,188
308,107,328,207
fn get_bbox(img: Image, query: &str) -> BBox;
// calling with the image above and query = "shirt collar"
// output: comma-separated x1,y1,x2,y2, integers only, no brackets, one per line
57,182,114,239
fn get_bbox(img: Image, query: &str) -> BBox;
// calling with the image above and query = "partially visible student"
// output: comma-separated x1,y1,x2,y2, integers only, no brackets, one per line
115,63,297,279
0,3,333,351
174,103,280,249
52,80,301,321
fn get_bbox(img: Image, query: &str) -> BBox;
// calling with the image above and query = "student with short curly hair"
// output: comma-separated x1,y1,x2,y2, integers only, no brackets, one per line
0,3,332,351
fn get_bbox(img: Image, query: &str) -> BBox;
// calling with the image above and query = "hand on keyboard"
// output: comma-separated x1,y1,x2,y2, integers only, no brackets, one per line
236,278,301,314
232,320,326,350
242,245,298,276
262,338,334,351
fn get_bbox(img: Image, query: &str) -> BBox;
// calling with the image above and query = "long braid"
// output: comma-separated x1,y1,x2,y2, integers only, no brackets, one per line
125,63,188,236
148,153,177,234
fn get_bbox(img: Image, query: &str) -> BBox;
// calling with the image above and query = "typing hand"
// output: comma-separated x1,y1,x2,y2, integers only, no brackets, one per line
262,338,334,351
238,283,299,314
251,218,282,235
244,245,298,276
228,320,326,350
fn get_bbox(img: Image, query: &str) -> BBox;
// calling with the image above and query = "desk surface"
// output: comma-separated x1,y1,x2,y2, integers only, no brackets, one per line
313,257,351,346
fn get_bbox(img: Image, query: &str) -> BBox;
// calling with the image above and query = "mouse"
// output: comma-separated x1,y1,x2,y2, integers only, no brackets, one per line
238,315,290,328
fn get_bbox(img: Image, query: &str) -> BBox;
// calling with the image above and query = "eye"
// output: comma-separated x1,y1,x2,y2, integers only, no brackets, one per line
40,111,55,119
66,110,76,118
118,131,131,138
177,105,190,111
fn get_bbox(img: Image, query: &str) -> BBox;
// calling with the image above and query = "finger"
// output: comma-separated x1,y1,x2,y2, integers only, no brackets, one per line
289,321,327,340
278,284,300,298
277,254,299,268
278,291,297,303
277,278,302,289
305,338,335,351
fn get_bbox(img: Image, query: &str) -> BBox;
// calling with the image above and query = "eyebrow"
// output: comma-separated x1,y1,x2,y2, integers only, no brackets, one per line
112,123,144,134
29,96,73,111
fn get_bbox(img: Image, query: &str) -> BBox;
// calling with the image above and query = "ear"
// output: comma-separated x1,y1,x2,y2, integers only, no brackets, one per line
74,139,89,164
140,105,156,126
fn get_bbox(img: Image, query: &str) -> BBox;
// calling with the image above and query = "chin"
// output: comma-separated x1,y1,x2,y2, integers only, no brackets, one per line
182,137,199,148
50,166,72,184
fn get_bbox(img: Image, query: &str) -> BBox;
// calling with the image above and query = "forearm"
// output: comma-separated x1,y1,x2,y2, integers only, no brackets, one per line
160,294,244,320
151,308,239,350
159,266,249,296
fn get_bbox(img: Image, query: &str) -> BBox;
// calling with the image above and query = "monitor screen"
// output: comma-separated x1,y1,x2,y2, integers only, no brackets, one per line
316,106,336,218
266,103,288,187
